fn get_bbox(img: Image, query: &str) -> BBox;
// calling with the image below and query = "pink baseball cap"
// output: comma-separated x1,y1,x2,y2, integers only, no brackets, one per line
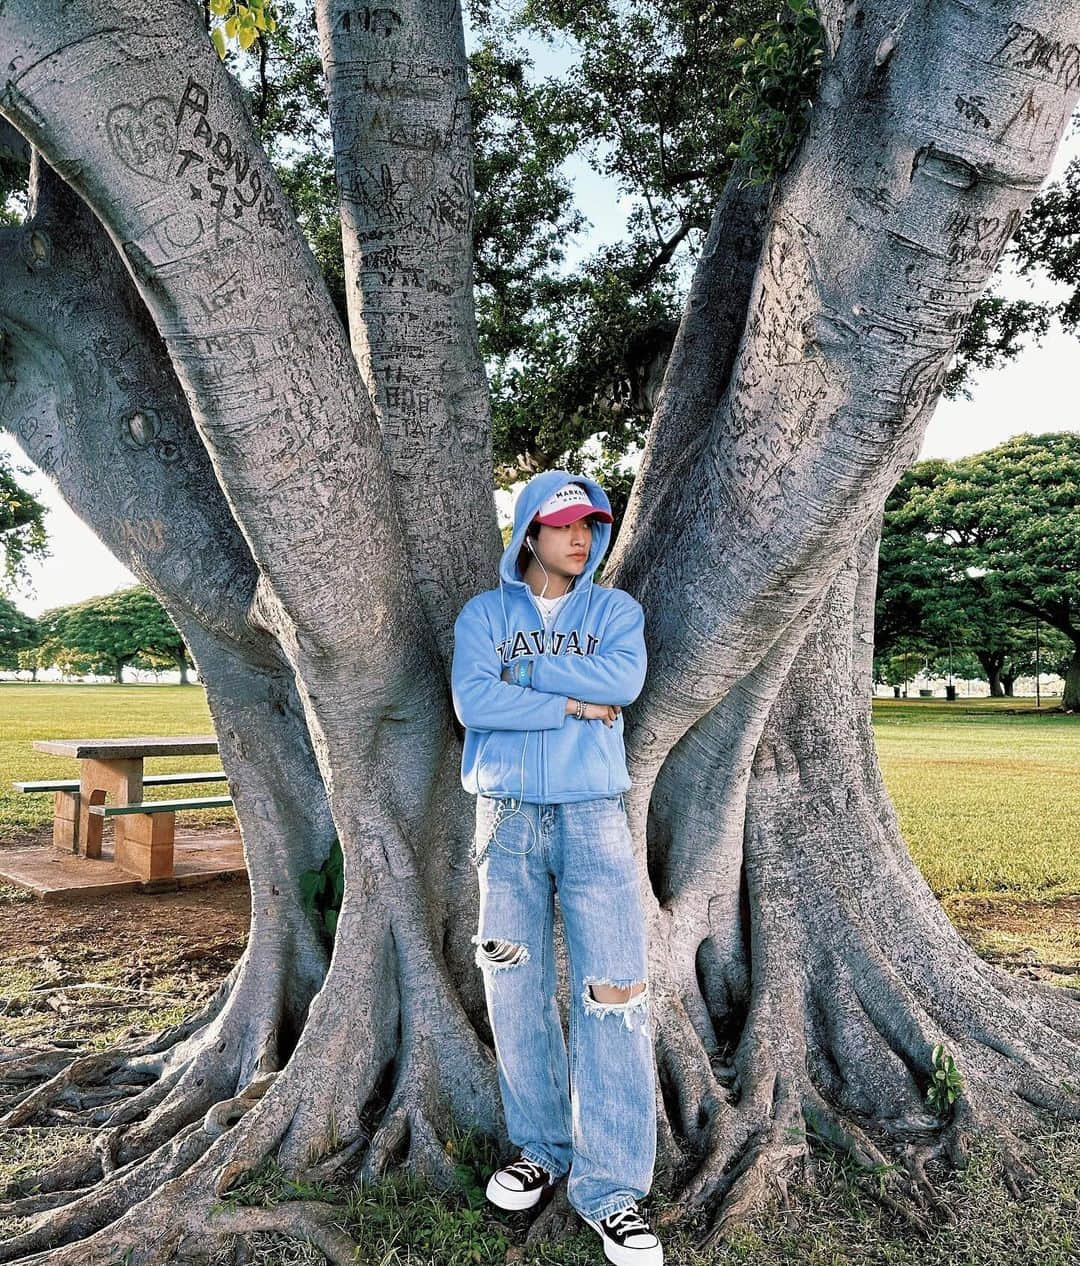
532,482,613,526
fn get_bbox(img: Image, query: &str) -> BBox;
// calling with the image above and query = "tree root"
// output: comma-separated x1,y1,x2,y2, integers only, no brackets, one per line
200,1201,359,1266
359,1095,459,1190
0,961,243,1132
522,1181,584,1247
652,869,1080,1248
0,1118,214,1262
0,935,306,1208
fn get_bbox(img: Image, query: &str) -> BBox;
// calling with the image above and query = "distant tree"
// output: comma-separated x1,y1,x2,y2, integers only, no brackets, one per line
878,434,1080,709
0,449,48,593
38,586,190,684
132,644,197,683
0,592,39,671
873,648,923,694
4,1,1080,1257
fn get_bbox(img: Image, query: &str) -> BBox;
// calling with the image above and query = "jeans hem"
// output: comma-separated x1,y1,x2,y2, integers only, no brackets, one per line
576,1193,644,1221
518,1144,568,1180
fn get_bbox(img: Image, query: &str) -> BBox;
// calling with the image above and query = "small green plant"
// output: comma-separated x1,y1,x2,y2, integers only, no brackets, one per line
927,1042,964,1114
299,837,344,946
209,0,277,58
213,1156,340,1210
727,0,825,186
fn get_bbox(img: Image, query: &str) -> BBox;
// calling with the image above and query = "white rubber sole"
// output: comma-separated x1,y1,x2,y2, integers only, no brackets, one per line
580,1213,664,1266
485,1170,550,1211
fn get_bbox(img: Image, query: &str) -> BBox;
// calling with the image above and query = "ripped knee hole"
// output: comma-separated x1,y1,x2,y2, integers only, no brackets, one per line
588,981,646,1004
581,977,650,1030
475,937,530,968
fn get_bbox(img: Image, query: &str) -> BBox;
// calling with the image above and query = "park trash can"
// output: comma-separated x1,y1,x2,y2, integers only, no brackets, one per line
946,684,957,701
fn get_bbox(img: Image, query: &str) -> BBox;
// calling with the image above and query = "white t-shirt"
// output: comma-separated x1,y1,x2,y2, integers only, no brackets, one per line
533,590,570,631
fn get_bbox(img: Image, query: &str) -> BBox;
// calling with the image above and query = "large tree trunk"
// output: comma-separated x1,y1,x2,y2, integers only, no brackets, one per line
977,650,1006,697
0,151,338,1232
1064,647,1080,712
0,1,1078,1262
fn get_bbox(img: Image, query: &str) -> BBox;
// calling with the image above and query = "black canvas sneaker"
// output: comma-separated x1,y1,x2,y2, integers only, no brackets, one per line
580,1202,663,1266
485,1155,556,1210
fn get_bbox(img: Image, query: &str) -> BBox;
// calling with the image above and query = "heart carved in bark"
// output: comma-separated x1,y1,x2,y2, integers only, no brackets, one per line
106,97,179,185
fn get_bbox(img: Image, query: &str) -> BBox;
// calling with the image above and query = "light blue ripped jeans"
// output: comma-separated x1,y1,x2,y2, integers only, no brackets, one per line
470,793,657,1222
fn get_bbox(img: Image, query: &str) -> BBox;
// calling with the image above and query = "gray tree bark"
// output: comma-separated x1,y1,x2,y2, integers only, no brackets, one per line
1065,647,1080,712
0,150,337,1232
0,1,1078,1261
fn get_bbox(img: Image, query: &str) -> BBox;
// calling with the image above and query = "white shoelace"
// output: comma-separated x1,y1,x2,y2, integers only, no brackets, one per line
506,1158,548,1185
605,1204,651,1235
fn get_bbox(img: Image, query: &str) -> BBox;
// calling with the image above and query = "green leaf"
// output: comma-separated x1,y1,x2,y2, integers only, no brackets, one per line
211,25,227,57
238,23,257,49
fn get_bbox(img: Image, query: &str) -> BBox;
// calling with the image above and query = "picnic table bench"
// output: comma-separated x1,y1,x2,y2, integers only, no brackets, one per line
21,736,233,881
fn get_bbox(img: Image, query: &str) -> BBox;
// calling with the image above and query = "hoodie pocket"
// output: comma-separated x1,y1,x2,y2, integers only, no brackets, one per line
473,729,533,799
585,720,613,791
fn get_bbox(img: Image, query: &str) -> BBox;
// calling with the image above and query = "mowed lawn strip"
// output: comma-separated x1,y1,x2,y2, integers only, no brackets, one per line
2,687,1077,902
0,683,234,841
873,697,1079,899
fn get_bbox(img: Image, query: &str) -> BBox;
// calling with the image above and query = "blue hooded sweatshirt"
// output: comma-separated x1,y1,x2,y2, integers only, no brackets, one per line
451,469,647,804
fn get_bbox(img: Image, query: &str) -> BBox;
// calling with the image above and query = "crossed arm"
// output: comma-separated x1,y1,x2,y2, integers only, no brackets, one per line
450,594,647,732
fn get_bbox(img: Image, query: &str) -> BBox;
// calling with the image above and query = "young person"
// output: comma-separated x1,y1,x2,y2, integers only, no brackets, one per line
451,470,662,1266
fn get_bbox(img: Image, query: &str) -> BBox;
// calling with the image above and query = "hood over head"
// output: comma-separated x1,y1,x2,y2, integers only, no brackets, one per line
496,470,613,647
498,469,613,589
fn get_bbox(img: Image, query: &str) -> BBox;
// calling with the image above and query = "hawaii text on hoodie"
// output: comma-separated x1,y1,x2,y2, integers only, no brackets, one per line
451,470,647,805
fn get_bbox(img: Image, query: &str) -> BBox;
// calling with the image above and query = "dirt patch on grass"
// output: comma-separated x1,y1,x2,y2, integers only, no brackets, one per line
0,829,1076,1053
944,892,1080,988
0,827,249,1049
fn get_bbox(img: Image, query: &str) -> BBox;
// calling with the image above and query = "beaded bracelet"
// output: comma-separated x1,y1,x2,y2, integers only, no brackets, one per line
574,698,586,720
510,658,533,687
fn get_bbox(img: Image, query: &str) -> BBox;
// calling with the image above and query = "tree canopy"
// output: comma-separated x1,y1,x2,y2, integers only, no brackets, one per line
0,591,39,670
877,432,1080,706
0,450,48,593
34,586,192,683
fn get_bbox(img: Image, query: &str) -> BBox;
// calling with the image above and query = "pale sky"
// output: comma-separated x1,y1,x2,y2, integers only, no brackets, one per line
3,27,1079,617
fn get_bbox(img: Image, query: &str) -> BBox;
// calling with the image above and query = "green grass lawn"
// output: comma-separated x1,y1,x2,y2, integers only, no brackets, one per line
1,686,1078,901
0,683,235,839
872,697,1079,898
0,685,1077,1263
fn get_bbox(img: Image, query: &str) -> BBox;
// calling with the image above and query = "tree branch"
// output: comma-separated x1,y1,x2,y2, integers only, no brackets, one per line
0,146,336,1006
313,0,503,669
611,0,1080,778
0,2,431,690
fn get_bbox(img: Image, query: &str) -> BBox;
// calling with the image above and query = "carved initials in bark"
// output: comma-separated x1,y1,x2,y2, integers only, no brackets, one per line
0,0,1078,1261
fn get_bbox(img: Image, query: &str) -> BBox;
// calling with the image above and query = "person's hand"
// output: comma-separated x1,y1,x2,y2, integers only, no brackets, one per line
567,700,622,726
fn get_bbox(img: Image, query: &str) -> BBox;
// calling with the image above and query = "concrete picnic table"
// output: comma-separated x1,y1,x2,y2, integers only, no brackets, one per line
32,735,219,865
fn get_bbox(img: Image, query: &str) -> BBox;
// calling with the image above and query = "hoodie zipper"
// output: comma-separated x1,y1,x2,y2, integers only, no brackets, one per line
523,580,587,803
